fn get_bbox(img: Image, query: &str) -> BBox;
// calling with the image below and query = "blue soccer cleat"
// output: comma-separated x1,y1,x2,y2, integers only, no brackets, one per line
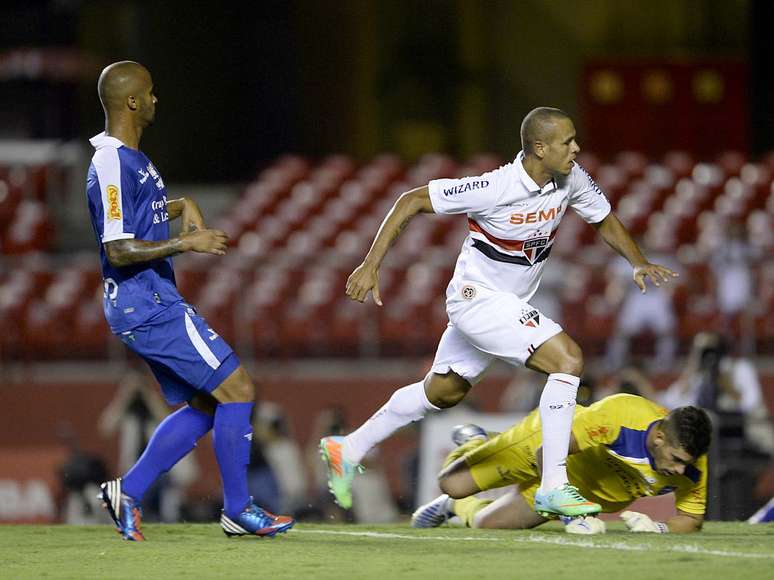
99,478,145,541
220,500,295,538
411,494,453,528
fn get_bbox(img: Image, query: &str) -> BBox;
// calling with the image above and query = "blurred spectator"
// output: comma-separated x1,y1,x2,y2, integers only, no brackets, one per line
605,247,679,372
246,422,281,514
254,402,307,515
708,221,759,351
661,333,773,456
594,364,658,402
351,446,400,524
98,368,199,522
57,424,109,524
499,368,543,413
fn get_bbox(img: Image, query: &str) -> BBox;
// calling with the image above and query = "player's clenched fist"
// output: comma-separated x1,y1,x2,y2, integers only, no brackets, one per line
180,229,229,255
346,262,382,306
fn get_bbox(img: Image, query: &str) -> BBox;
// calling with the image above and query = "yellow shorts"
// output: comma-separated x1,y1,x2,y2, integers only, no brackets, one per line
445,411,543,506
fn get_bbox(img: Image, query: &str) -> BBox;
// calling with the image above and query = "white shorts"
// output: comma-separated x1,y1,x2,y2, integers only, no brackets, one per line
430,284,563,384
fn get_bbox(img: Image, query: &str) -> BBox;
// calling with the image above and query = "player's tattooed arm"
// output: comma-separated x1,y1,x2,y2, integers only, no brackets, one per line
346,185,434,305
167,197,205,233
104,229,229,267
592,212,679,293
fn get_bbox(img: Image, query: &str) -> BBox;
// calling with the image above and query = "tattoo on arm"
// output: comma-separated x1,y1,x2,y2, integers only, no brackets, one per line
105,238,184,268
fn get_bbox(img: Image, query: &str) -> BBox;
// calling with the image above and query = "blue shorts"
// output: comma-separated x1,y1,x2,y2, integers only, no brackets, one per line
118,301,241,404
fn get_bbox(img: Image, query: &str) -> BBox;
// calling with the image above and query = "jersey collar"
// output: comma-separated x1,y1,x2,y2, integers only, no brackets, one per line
89,132,126,150
644,420,659,470
516,151,558,195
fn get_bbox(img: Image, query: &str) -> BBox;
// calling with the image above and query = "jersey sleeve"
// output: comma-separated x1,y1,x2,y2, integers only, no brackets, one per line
674,454,708,515
571,402,622,451
91,148,137,243
567,163,612,224
428,166,507,215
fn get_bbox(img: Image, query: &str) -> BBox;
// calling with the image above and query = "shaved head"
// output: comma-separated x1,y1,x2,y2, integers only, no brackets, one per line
97,60,156,132
98,61,152,114
520,107,571,155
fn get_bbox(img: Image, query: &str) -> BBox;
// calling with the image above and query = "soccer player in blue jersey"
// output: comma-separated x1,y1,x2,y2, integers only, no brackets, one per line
86,61,294,540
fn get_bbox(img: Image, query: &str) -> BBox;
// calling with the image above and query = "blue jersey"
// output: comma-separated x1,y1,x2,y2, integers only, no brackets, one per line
86,132,183,333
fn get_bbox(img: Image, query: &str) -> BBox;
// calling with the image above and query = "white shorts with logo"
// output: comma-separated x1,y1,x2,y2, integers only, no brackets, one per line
430,283,563,384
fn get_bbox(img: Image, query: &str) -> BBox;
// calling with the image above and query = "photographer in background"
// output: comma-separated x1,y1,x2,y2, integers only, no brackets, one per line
661,333,772,456
661,332,773,520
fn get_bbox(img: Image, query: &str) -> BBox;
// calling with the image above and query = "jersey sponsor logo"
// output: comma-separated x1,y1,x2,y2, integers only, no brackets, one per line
584,425,610,442
509,207,559,225
443,179,489,196
106,185,122,220
461,285,476,300
152,195,169,224
518,308,540,328
137,168,150,184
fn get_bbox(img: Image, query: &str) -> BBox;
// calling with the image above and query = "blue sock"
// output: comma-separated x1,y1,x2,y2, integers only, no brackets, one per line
122,406,214,500
213,402,254,518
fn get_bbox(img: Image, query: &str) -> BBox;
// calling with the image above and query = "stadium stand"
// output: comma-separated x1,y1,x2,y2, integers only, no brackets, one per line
1,150,772,361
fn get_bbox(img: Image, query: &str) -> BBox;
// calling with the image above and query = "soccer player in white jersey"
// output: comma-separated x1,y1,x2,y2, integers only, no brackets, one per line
321,107,678,517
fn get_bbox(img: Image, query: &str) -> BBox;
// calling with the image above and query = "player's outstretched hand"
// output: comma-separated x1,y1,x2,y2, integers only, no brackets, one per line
346,262,382,306
620,510,668,533
632,262,678,293
180,229,229,256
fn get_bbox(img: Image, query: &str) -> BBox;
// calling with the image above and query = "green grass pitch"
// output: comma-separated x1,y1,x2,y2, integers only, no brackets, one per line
2,522,772,579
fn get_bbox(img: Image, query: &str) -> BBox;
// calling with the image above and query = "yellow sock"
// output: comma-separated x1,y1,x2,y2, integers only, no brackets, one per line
452,496,493,528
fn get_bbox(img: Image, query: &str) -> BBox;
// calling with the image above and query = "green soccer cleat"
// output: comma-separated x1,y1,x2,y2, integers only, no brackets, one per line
319,436,364,509
534,483,601,518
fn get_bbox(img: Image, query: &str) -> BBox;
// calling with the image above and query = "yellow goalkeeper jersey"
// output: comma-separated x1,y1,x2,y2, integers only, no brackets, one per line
565,393,707,515
459,393,707,515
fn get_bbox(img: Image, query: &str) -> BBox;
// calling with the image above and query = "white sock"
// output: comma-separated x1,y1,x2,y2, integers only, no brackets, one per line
344,381,440,464
538,373,580,492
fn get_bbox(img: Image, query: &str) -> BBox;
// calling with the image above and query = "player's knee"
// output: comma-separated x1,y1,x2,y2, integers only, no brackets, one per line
557,339,584,376
432,389,467,409
212,367,256,403
426,373,471,409
438,476,468,500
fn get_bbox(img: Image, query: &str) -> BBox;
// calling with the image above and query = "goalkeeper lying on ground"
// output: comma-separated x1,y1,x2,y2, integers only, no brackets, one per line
412,394,711,534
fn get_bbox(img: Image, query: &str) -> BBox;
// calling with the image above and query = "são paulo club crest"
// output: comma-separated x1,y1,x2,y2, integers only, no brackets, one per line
522,236,550,265
518,307,540,328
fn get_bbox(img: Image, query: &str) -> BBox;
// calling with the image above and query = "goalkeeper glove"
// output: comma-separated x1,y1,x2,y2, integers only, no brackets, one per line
562,515,606,535
620,510,668,533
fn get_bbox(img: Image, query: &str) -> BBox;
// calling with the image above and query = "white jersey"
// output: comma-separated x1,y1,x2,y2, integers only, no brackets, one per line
428,151,611,302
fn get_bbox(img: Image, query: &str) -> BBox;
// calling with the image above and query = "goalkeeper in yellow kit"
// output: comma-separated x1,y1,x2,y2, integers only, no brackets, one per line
412,394,710,534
